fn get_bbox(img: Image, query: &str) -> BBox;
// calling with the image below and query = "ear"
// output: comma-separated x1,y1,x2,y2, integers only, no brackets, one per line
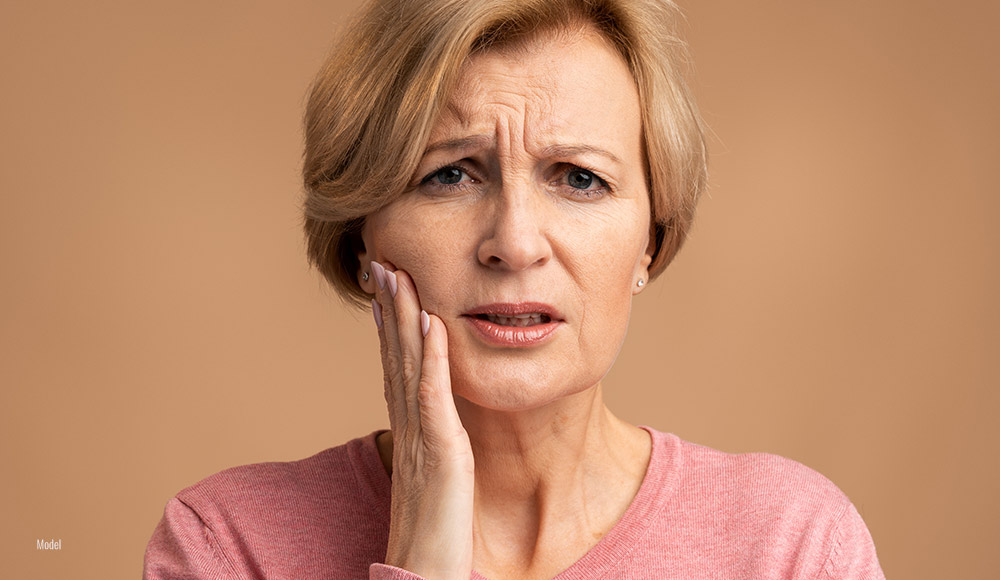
642,224,657,270
353,219,377,295
634,223,657,295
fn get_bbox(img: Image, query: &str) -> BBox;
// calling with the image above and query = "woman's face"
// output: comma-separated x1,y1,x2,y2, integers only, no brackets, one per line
360,28,653,411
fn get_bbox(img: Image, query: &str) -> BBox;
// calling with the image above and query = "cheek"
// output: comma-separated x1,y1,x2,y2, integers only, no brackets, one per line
565,206,646,293
568,213,646,354
373,207,470,311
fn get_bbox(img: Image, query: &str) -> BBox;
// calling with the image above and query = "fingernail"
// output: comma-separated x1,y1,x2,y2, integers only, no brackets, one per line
372,299,383,329
420,310,430,337
370,261,386,290
386,270,398,297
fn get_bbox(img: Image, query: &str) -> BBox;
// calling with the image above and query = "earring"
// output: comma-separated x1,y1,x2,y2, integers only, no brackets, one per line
362,272,370,282
636,279,645,287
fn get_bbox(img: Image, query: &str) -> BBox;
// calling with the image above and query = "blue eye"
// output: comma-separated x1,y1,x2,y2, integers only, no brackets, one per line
430,166,465,185
417,164,478,195
557,165,610,199
567,168,595,190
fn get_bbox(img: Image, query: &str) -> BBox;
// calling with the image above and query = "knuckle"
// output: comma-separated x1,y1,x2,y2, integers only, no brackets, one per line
416,379,438,408
400,354,420,382
383,350,401,374
380,299,397,320
427,349,448,363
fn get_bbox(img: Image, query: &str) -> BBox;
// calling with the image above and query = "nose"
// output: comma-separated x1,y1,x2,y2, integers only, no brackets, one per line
476,181,552,271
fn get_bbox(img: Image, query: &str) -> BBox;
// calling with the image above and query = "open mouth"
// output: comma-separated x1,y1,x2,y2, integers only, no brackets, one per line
463,305,561,347
473,313,552,327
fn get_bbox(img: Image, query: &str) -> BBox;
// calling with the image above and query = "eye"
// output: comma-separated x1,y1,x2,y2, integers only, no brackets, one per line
567,168,596,190
559,166,609,198
424,166,469,186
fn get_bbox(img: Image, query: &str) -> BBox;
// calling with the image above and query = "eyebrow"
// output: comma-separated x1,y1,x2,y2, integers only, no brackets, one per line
422,136,623,166
538,144,623,166
423,135,493,156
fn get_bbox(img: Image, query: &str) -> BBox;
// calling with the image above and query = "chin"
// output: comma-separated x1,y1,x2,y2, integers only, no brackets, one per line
448,358,600,413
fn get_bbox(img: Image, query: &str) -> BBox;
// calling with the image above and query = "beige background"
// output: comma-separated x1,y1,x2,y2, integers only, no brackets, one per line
2,0,997,578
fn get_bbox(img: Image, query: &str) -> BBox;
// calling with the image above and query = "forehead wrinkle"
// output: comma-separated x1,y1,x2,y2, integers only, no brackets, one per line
436,37,636,167
441,98,470,131
422,135,493,159
485,90,561,167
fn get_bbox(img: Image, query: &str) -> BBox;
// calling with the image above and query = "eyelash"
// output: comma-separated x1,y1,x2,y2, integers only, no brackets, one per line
420,163,478,192
419,163,612,199
561,166,610,198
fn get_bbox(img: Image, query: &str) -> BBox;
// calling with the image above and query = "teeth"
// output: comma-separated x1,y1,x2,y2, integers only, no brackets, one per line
484,313,545,327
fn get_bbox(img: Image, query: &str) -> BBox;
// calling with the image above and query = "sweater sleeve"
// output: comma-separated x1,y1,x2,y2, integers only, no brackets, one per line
369,563,431,579
821,502,885,580
143,497,240,580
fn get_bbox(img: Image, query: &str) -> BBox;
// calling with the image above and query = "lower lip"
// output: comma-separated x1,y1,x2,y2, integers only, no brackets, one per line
463,316,561,347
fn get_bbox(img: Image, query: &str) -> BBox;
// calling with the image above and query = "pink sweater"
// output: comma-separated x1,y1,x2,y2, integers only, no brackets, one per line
143,427,884,579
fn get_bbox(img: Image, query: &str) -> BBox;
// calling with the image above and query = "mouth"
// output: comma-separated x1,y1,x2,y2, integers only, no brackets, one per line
471,313,552,327
462,302,563,347
462,302,563,325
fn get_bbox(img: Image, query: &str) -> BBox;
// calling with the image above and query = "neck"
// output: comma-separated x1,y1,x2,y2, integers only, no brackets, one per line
456,383,651,575
373,383,651,577
455,383,626,502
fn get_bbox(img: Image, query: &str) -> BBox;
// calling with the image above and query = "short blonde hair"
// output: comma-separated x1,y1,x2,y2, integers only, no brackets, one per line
303,0,707,308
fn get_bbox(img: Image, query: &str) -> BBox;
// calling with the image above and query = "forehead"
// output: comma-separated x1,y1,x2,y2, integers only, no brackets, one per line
432,28,641,151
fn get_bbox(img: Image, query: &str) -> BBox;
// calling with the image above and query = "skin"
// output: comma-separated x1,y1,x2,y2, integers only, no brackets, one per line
359,26,655,580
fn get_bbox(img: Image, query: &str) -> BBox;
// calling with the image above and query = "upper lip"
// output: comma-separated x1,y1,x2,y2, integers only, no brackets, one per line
464,302,563,321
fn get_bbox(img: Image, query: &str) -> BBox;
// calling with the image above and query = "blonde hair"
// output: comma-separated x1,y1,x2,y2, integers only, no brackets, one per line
303,0,707,308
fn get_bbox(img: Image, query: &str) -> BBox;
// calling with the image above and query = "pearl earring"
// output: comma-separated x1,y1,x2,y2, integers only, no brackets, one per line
637,279,645,287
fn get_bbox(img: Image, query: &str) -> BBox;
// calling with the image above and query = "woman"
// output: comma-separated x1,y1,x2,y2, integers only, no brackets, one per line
144,0,884,578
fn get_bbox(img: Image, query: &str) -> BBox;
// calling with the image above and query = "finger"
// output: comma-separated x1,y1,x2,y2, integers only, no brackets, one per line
388,269,426,431
372,261,407,434
417,313,464,446
373,297,403,434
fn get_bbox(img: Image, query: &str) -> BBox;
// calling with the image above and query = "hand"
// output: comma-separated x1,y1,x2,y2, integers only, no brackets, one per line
370,261,475,580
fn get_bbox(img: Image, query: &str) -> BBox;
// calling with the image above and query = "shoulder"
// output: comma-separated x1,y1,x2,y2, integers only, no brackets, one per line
173,430,394,533
144,431,392,578
672,435,851,519
176,432,381,517
646,430,883,578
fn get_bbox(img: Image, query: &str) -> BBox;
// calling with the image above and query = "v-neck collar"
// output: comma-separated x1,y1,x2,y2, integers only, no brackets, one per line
352,426,682,580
